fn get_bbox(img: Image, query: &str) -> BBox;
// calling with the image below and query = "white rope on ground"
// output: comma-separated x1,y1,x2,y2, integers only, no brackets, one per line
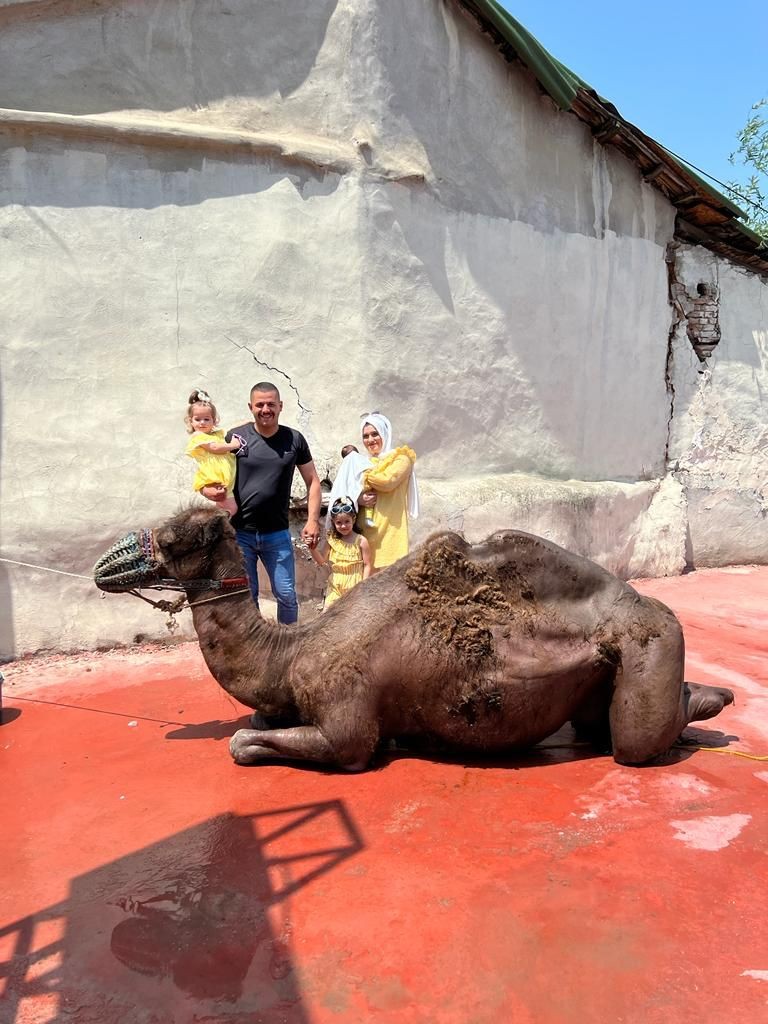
0,556,249,608
0,557,92,580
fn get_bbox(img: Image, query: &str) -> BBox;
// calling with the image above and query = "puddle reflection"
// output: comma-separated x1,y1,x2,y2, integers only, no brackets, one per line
2,802,363,1022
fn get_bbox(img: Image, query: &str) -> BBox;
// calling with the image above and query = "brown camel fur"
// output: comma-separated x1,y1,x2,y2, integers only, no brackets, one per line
94,506,734,771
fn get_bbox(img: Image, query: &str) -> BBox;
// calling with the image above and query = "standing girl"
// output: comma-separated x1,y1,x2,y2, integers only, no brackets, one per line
310,496,372,607
184,390,243,516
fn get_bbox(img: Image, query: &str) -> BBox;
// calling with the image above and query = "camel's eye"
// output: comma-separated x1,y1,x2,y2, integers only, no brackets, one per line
155,527,199,561
154,526,174,549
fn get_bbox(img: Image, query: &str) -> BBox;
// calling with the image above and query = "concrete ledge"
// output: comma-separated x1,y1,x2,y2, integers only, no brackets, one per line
0,107,356,175
0,108,435,188
409,472,688,580
685,485,768,568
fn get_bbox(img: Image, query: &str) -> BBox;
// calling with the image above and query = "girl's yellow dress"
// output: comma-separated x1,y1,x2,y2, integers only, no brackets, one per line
185,430,236,494
325,534,366,606
360,446,416,570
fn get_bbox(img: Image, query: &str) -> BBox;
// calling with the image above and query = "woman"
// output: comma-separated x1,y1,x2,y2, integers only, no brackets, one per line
328,412,419,571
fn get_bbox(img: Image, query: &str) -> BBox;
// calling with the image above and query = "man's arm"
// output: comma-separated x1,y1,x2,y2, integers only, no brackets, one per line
297,460,322,548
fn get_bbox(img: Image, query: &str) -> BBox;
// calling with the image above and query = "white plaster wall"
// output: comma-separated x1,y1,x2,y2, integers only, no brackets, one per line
667,244,768,566
0,0,360,143
343,0,676,482
357,177,673,481
0,142,367,655
0,0,759,659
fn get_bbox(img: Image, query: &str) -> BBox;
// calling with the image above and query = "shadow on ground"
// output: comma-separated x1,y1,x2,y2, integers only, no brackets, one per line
162,718,741,772
1,802,363,1023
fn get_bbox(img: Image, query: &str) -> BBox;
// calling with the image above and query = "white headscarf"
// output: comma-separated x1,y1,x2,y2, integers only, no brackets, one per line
361,412,394,456
325,412,420,527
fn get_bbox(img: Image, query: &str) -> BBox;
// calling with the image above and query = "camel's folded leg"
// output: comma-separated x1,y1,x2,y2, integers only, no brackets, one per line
609,628,687,765
229,726,370,772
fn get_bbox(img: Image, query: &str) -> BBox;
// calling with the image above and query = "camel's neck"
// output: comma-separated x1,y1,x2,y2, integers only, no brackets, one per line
187,545,299,715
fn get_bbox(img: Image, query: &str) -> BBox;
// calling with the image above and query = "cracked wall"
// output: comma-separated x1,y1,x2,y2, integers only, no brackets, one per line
0,0,764,657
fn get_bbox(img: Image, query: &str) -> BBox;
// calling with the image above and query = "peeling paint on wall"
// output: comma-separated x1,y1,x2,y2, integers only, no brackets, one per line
666,243,721,365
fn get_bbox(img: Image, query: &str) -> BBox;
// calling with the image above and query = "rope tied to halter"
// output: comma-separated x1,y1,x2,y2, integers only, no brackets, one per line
125,585,250,632
0,530,250,634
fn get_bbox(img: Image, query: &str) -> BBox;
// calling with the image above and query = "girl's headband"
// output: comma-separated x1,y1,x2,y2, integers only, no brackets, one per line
330,496,356,516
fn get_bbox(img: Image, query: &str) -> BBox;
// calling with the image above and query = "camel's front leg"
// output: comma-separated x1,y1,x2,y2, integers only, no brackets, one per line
229,726,371,772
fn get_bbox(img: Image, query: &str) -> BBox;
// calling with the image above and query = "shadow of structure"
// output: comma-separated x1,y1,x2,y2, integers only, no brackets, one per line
0,801,363,1022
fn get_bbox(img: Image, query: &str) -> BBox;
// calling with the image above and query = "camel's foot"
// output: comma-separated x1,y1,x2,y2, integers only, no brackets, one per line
684,682,735,724
229,724,370,770
230,730,274,765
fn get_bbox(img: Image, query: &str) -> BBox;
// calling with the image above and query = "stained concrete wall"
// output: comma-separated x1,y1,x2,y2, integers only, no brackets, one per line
0,0,764,658
667,244,768,566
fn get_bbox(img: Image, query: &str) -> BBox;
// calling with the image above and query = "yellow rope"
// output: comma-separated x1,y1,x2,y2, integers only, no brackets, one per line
685,745,768,762
538,741,768,762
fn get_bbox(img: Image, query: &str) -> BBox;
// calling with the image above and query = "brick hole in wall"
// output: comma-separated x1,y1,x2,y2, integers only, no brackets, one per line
686,281,721,362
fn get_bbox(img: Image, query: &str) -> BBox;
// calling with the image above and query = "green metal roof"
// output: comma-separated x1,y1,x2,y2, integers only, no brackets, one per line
469,0,589,111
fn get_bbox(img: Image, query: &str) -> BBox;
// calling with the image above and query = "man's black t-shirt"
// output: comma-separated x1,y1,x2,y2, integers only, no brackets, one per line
225,423,312,533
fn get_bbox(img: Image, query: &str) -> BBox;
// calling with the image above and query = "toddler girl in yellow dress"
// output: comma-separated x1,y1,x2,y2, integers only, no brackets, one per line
184,390,244,516
310,496,372,607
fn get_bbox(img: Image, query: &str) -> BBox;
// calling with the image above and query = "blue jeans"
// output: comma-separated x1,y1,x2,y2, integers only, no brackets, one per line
235,529,298,625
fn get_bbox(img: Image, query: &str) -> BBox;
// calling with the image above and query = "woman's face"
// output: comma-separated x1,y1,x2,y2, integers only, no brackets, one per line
362,423,383,456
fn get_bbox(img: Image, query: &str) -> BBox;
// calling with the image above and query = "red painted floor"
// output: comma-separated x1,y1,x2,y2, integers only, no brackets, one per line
1,567,767,1023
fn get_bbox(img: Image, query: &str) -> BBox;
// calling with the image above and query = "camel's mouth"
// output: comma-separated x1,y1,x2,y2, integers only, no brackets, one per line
93,529,164,593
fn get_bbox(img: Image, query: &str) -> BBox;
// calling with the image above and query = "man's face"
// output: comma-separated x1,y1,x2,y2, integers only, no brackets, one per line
249,390,282,432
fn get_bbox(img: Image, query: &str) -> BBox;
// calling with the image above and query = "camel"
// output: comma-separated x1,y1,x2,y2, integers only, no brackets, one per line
93,506,734,771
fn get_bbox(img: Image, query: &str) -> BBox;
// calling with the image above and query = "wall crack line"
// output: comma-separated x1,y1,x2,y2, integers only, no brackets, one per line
663,243,681,471
223,335,311,419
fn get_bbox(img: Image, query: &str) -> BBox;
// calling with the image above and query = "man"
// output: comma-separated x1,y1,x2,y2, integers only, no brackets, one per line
203,382,321,624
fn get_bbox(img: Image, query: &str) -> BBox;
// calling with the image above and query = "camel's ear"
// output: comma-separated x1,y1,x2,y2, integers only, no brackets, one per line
201,512,228,549
185,510,228,554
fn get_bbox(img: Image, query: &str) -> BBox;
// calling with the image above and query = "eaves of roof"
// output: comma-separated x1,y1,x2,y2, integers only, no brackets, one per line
458,0,768,276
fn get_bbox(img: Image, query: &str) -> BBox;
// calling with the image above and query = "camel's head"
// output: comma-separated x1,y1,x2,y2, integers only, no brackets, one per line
93,506,235,593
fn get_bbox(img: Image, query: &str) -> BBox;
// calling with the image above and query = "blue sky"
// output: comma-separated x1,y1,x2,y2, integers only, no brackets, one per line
498,1,768,196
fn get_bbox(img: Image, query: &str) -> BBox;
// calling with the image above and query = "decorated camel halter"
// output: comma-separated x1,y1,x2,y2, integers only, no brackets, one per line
92,528,249,629
93,529,163,592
